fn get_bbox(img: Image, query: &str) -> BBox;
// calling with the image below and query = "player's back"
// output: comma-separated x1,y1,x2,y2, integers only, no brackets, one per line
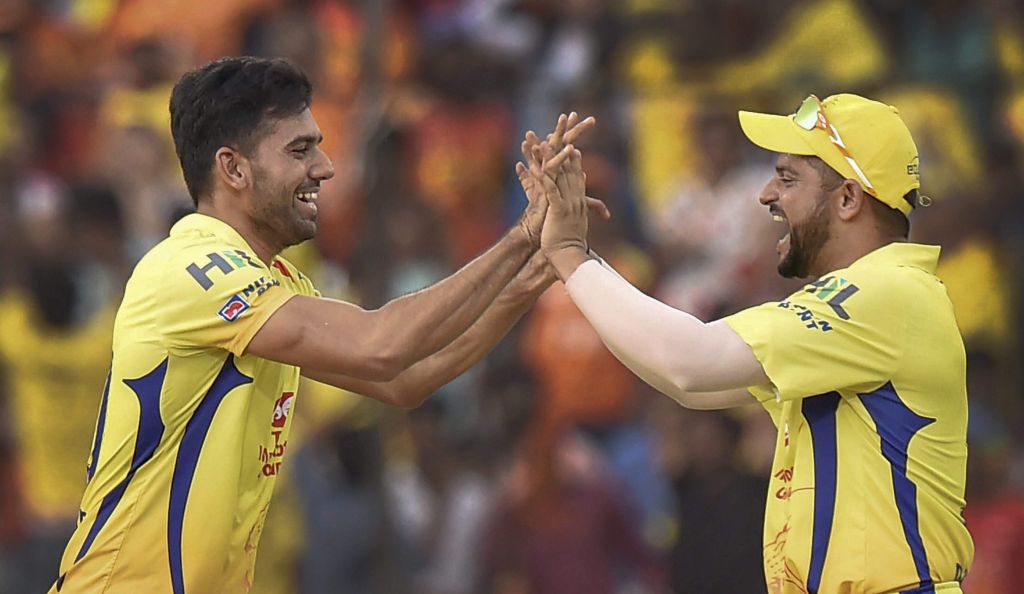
50,214,317,594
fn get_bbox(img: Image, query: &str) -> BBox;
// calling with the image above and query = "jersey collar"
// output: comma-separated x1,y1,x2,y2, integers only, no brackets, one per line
170,213,254,252
848,242,940,274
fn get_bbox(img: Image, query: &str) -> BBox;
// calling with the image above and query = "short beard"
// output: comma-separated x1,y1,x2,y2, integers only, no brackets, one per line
778,196,831,279
250,170,317,251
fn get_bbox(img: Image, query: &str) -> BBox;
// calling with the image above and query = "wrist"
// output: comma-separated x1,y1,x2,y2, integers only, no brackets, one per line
509,224,536,252
546,243,592,282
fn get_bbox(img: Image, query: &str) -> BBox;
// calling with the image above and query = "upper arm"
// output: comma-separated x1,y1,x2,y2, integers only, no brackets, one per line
156,246,294,354
247,295,402,382
673,386,757,410
561,259,768,401
722,272,904,401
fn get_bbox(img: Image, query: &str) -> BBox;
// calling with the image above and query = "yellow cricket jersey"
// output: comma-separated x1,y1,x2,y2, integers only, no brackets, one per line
0,293,114,522
51,214,317,594
724,243,973,594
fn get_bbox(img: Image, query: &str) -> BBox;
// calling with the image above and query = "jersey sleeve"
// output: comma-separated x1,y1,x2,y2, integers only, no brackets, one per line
723,271,906,402
156,246,295,356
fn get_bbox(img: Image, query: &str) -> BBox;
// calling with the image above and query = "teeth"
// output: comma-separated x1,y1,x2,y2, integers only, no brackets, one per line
296,191,318,202
772,214,785,223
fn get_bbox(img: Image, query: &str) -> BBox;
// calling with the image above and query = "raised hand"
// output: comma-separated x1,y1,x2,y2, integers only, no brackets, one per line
515,113,608,249
538,144,590,257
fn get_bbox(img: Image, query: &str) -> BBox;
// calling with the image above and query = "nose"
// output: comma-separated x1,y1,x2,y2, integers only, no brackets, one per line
312,147,335,182
758,178,778,207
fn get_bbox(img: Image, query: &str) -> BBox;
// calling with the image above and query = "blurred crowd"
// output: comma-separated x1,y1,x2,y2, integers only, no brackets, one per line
0,0,1023,593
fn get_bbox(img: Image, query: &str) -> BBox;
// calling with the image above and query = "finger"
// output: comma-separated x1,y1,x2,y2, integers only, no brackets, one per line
542,144,573,175
541,172,563,212
528,149,546,180
586,197,612,220
566,111,579,131
533,145,555,179
563,115,595,146
516,161,527,179
547,113,568,153
522,131,541,164
553,113,567,143
570,148,586,186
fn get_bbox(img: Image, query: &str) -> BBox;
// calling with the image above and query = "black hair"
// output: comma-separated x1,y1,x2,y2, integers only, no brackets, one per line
169,56,312,206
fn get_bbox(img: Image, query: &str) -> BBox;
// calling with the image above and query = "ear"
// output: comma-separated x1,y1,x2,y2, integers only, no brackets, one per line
834,179,867,222
214,147,251,192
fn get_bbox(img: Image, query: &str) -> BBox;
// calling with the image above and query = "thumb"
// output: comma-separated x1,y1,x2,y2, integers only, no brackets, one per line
585,197,612,220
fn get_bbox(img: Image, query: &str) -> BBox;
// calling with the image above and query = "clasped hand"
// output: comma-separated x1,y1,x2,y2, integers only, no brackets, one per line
515,112,609,272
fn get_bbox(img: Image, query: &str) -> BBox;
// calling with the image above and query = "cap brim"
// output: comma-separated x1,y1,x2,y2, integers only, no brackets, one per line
738,111,819,156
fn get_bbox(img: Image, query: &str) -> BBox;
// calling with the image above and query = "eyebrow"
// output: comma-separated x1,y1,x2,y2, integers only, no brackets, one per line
775,164,798,176
287,134,323,147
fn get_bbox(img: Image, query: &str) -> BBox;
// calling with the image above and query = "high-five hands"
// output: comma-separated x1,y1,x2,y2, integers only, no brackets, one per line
516,112,609,281
515,113,610,250
536,143,588,252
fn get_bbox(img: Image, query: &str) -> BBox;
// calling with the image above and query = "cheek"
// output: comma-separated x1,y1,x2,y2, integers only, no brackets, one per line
779,189,812,220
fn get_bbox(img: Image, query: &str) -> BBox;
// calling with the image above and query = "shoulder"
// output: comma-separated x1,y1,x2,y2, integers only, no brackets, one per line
269,256,318,297
829,257,941,320
124,231,276,327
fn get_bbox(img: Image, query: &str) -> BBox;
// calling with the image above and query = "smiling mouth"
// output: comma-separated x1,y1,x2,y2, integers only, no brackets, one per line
771,210,790,253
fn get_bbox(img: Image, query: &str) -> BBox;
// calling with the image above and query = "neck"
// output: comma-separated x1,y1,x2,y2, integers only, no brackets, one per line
810,232,902,278
197,199,281,265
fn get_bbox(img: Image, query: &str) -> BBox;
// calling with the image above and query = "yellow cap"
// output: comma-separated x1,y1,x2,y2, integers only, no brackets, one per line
738,93,920,215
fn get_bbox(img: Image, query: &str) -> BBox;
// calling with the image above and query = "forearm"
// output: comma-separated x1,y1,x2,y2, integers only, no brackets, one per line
560,255,767,399
307,257,555,408
378,227,534,367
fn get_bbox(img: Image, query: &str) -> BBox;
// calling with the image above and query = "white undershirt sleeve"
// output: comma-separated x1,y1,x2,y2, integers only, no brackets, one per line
563,259,768,403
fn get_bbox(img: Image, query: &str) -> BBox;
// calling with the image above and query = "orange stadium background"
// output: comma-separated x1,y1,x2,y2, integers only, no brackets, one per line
0,0,1023,593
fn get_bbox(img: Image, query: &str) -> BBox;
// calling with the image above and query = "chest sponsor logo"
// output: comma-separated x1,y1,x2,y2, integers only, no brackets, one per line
803,276,859,320
218,294,250,322
187,250,260,290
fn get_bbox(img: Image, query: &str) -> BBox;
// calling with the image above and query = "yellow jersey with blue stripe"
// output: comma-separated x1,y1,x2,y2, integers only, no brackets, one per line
50,214,317,594
724,243,973,594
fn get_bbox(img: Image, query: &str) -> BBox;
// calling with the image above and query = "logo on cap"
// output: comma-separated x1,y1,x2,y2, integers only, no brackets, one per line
218,294,250,322
907,157,920,180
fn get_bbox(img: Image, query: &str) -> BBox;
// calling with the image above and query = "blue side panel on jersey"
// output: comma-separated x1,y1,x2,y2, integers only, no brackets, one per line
167,355,252,594
74,358,168,563
861,382,936,593
802,391,841,594
86,371,112,483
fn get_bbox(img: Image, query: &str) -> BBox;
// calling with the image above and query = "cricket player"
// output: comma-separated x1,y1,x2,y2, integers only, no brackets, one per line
530,93,973,594
49,57,603,594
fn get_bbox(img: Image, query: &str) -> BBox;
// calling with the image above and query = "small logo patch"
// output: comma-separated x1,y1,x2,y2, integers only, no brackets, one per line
271,392,295,428
218,294,250,322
